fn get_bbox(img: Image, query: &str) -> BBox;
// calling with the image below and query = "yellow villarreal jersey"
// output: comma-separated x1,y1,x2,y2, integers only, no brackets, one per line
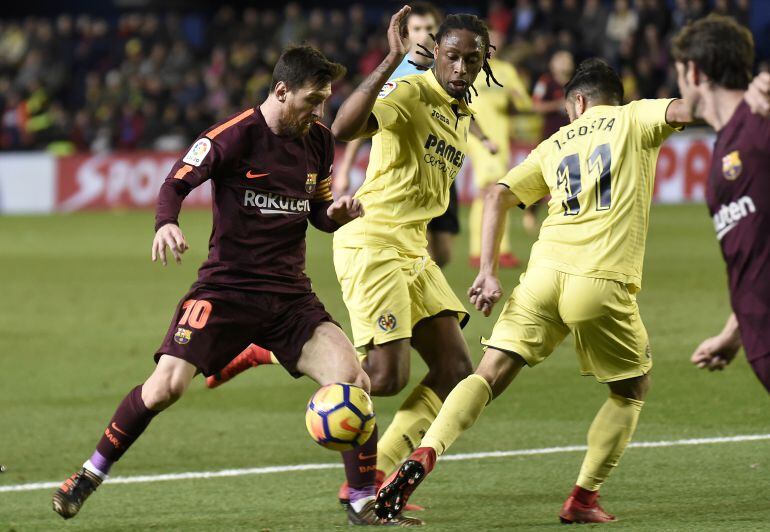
470,59,532,149
499,99,680,291
334,69,473,253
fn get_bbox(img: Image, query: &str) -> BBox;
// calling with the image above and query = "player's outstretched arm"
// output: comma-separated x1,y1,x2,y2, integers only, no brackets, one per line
151,223,189,266
691,313,742,371
745,72,770,117
331,6,410,141
469,184,521,316
664,98,697,127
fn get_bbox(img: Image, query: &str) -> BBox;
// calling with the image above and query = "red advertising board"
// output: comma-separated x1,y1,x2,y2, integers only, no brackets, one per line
51,132,715,212
55,152,211,212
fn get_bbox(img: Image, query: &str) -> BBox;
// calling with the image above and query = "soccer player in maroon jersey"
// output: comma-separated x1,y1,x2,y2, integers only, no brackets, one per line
672,15,770,394
52,45,420,526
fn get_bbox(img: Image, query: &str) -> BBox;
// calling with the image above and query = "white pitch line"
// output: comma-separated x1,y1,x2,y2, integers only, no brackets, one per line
2,433,769,494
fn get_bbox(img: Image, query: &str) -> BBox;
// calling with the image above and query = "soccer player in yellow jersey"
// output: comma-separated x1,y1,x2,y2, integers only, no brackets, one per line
376,59,699,524
466,29,532,269
331,7,502,512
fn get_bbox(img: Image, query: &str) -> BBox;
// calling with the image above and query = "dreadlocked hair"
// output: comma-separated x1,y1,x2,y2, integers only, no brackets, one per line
426,13,502,104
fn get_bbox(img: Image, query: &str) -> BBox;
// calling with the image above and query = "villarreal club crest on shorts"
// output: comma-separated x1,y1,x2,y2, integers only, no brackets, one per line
377,312,397,333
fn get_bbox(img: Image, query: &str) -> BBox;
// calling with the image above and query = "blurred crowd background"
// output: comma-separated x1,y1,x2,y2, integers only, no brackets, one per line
1,0,768,153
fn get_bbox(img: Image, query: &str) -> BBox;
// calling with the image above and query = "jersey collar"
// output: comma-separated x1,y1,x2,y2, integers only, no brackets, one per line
425,69,475,116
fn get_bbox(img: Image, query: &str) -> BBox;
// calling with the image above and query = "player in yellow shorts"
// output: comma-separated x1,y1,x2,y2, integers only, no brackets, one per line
466,31,532,269
376,59,700,524
330,8,506,515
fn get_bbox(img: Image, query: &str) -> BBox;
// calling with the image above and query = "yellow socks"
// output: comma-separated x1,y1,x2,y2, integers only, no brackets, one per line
420,375,493,457
576,393,644,491
470,197,511,258
376,385,443,475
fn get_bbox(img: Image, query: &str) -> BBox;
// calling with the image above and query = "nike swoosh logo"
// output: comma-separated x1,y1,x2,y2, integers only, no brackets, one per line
246,171,269,179
111,422,129,436
358,452,377,460
340,417,364,434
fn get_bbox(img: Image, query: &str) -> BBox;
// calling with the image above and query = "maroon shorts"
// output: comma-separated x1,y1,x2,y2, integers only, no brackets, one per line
155,284,338,378
749,355,770,394
736,312,770,393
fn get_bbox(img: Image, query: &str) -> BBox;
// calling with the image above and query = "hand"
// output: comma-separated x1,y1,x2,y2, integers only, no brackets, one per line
387,5,411,59
690,334,741,371
482,138,499,155
468,272,503,317
745,72,770,117
327,195,364,225
152,223,188,266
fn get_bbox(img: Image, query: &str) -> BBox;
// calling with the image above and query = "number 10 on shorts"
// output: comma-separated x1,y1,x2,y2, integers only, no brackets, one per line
179,299,212,329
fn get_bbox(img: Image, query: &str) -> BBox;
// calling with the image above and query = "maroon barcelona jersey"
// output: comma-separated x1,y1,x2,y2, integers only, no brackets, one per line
706,100,770,360
155,107,337,294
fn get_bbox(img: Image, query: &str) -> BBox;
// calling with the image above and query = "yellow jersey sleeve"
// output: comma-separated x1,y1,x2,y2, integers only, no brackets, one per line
498,147,549,206
371,78,419,132
627,98,679,148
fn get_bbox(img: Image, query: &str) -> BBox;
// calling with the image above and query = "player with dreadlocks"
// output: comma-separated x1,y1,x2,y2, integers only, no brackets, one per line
328,6,499,524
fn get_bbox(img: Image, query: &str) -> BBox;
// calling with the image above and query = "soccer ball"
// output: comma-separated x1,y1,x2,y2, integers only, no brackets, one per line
305,383,376,451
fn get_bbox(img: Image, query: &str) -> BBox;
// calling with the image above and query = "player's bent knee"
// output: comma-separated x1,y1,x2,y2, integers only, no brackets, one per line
475,349,527,399
142,381,185,411
608,373,651,401
368,370,409,396
350,370,371,394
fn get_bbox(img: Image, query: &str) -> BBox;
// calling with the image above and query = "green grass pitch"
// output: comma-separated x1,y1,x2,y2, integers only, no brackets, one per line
1,204,768,530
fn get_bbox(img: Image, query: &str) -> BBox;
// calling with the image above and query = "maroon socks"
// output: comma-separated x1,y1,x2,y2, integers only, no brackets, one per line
87,385,158,476
342,424,379,503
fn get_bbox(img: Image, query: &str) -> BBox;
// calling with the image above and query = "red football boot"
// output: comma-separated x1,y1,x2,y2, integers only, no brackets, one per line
559,486,617,524
498,252,521,269
374,447,436,520
339,469,425,511
206,344,273,388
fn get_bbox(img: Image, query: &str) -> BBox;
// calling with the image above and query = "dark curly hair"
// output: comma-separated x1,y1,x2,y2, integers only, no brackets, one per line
671,14,754,90
564,58,624,105
415,13,502,103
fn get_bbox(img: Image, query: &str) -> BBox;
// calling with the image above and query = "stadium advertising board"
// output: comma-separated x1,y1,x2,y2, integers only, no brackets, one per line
0,131,715,214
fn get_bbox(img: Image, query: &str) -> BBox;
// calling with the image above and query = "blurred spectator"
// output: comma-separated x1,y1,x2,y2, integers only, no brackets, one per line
580,0,608,57
605,0,638,64
0,3,765,153
532,50,574,140
488,0,513,35
514,0,537,36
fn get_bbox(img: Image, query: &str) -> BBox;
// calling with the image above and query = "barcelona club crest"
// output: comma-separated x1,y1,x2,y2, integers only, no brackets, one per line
377,313,397,332
305,173,318,194
174,327,192,345
722,150,742,181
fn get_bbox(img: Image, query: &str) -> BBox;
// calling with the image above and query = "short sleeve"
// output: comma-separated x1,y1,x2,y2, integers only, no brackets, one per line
627,99,681,148
498,148,548,207
371,79,418,132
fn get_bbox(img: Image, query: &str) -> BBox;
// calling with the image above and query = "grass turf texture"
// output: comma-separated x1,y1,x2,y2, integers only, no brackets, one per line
1,204,768,530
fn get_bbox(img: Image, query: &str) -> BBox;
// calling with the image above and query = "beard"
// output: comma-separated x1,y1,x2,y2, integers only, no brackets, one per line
279,107,315,138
